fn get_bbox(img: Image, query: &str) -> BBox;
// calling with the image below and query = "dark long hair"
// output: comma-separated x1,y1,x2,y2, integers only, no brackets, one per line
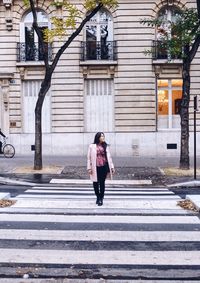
93,132,108,156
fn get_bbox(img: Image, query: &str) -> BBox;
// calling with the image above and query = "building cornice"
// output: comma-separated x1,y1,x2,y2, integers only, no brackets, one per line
0,73,14,79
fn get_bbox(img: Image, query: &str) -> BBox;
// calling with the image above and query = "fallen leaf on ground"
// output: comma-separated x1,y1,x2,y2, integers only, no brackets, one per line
0,199,16,207
177,199,199,212
164,167,200,176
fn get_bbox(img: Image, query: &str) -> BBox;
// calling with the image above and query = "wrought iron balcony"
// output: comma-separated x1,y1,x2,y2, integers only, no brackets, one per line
152,40,182,60
81,41,117,61
17,42,52,62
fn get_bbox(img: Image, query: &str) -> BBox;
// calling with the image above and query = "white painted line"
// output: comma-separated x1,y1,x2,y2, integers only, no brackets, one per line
27,189,174,195
0,230,200,242
11,199,182,209
1,249,200,265
16,194,180,200
32,186,166,191
0,214,198,224
50,179,152,185
0,207,192,215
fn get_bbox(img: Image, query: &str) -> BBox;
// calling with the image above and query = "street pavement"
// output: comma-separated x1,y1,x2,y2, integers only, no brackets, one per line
0,154,183,173
0,177,200,282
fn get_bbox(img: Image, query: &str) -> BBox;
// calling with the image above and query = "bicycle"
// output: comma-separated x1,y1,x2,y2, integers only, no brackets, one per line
0,137,15,158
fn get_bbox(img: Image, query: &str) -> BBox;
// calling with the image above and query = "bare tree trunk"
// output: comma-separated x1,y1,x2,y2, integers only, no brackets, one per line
180,45,191,169
34,78,51,170
179,2,200,169
34,99,43,170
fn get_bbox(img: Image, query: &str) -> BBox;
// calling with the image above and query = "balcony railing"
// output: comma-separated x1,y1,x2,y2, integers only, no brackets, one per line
81,41,117,61
17,42,52,62
152,40,182,60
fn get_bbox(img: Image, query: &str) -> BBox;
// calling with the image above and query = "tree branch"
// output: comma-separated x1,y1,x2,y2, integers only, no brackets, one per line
50,3,103,73
189,34,200,61
29,0,49,68
197,0,200,19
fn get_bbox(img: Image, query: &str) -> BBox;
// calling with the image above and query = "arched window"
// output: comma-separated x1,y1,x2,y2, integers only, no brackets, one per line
83,9,114,60
19,10,50,61
155,6,181,59
157,6,181,39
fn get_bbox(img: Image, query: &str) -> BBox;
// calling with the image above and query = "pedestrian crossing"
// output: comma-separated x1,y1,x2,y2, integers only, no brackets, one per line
0,182,200,281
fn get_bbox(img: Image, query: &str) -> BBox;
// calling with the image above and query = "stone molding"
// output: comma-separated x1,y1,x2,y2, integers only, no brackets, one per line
80,64,117,79
0,79,10,111
2,0,13,31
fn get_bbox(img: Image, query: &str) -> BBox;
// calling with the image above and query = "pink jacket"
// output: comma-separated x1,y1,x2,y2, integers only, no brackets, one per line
87,143,114,182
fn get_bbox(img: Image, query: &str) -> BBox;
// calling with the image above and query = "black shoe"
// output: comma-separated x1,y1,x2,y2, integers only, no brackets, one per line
98,199,103,206
96,196,100,204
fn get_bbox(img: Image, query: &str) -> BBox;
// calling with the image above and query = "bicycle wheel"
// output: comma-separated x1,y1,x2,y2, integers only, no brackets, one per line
3,144,15,158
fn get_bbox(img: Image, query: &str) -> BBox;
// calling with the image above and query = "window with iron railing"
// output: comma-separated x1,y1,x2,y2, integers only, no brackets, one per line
152,40,182,60
17,42,52,62
18,10,52,62
81,41,117,61
153,5,182,60
81,9,116,61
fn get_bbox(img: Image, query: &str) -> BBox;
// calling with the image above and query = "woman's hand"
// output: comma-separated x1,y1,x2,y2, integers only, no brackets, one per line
87,169,92,175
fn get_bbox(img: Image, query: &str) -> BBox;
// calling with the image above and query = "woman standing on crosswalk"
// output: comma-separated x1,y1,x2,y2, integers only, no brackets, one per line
87,132,115,206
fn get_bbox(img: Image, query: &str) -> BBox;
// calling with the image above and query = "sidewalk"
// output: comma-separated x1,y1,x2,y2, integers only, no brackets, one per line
0,154,200,211
0,154,183,173
0,154,200,184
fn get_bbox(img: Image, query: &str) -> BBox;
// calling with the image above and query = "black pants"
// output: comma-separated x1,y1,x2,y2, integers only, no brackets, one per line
93,165,107,199
0,141,2,153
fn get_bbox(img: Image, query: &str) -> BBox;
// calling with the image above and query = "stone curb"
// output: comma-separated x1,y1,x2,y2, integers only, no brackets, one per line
186,195,200,211
50,178,152,185
0,192,10,200
0,177,37,187
1,279,188,283
167,180,200,188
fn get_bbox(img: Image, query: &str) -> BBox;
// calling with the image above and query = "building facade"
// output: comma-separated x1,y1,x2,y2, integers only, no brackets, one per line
0,0,199,157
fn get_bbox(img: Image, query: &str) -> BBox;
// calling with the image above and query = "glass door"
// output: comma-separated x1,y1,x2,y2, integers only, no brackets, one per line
157,79,182,129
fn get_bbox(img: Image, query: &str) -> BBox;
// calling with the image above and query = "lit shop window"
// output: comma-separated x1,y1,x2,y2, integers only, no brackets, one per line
157,79,182,129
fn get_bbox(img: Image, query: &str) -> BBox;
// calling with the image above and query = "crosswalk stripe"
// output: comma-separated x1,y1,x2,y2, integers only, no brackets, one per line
16,194,180,200
27,189,175,194
32,186,168,191
0,214,198,223
1,249,200,265
0,207,194,216
11,198,182,209
0,229,200,241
